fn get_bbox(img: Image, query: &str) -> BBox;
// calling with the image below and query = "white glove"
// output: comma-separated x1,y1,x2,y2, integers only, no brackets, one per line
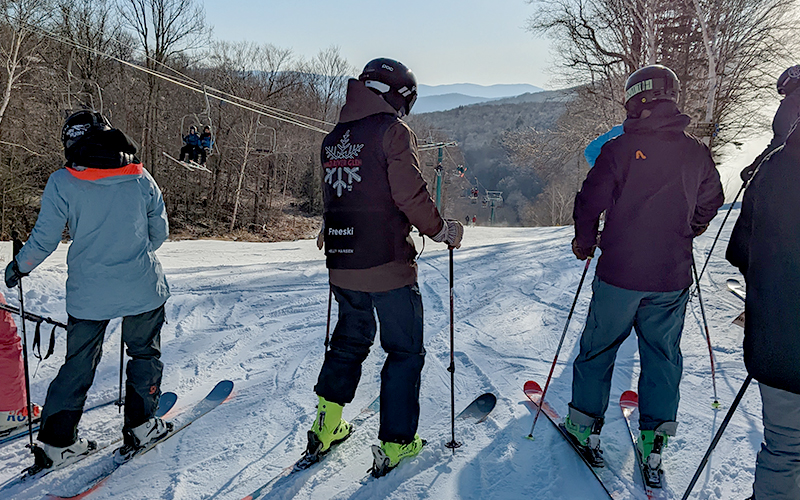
316,222,324,250
431,219,464,249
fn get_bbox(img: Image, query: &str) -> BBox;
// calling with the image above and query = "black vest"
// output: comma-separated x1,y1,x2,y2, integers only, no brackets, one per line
322,113,413,269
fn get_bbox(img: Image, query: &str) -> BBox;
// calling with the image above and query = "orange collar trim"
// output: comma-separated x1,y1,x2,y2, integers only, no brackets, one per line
67,163,143,181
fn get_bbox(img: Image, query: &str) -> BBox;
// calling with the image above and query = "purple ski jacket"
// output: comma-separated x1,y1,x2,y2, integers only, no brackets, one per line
573,101,724,292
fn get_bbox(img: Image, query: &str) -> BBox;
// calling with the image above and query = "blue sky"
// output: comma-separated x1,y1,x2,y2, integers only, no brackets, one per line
204,0,552,88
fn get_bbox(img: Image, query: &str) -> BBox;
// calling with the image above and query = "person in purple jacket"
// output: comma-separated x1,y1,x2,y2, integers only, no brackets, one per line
564,65,724,484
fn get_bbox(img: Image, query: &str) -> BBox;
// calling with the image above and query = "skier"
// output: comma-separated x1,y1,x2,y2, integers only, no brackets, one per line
4,110,171,471
179,125,200,163
0,291,41,432
472,215,477,226
740,65,800,181
198,125,213,165
567,65,724,482
727,125,800,500
310,58,463,477
584,124,623,168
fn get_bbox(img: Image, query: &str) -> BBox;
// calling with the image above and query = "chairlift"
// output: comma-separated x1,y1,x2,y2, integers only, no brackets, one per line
178,85,217,159
62,51,105,116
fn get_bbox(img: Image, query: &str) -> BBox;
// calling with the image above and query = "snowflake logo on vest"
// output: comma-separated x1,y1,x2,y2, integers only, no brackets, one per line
324,130,364,197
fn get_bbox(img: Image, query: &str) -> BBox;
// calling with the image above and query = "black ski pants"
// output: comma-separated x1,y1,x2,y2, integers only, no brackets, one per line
38,305,166,447
314,283,425,444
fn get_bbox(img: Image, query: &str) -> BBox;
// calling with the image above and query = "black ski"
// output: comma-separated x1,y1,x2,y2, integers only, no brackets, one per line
619,391,671,500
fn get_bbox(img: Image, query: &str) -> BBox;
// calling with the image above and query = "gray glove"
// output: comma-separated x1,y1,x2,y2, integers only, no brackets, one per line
431,219,464,249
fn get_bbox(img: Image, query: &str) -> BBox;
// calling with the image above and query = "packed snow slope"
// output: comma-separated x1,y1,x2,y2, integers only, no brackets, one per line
0,208,759,499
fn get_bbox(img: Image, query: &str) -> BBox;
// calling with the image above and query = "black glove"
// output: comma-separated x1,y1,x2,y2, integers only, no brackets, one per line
571,238,596,261
4,259,27,288
740,161,757,182
432,220,464,249
692,223,709,237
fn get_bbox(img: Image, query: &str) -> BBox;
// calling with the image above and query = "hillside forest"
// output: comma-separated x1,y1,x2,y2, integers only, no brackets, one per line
0,0,796,239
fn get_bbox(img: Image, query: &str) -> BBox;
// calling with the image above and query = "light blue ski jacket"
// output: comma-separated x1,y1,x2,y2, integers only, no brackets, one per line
16,164,170,320
584,124,624,168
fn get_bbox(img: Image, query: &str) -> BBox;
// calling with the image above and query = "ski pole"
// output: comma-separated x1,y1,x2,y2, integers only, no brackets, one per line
527,257,592,440
324,286,332,352
696,180,746,283
117,339,124,413
445,248,461,453
12,232,35,448
680,375,752,500
692,255,720,409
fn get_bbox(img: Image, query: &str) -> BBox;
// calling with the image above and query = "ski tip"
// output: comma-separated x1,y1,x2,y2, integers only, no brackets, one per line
523,380,542,395
209,380,235,401
726,278,742,288
620,390,639,407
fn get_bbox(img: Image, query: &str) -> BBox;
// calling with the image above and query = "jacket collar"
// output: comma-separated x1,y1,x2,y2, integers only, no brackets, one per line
338,79,399,123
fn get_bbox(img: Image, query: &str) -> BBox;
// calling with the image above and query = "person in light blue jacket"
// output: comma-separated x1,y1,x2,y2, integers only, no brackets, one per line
4,110,172,472
584,124,624,167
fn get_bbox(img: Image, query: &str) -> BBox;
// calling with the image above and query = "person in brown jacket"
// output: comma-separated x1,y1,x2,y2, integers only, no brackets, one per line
306,58,462,477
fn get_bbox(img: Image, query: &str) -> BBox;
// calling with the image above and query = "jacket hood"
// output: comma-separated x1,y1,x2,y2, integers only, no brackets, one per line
338,79,399,123
66,128,139,171
623,101,691,135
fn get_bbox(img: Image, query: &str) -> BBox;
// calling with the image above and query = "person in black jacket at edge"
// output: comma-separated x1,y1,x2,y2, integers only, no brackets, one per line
727,122,800,500
740,65,800,181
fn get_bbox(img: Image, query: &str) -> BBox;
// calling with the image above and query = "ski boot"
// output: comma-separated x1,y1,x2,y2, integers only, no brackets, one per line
370,434,426,478
25,438,97,476
638,422,677,488
297,396,352,470
0,403,42,435
114,417,173,464
563,406,604,467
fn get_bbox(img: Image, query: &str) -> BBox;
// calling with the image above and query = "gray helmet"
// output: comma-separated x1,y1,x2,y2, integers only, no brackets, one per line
624,65,680,116
777,65,800,96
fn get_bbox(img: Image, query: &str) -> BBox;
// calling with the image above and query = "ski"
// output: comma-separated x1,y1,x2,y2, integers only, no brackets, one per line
0,395,131,447
367,392,496,479
456,392,496,423
162,152,211,173
45,380,232,499
523,380,616,499
0,391,177,496
241,391,496,498
240,395,381,500
619,391,671,500
726,279,746,327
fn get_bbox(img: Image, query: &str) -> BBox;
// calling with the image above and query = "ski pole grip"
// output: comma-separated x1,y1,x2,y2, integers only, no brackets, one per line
11,231,21,259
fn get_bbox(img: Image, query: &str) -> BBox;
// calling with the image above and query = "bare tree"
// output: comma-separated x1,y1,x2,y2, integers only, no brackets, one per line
527,0,800,149
0,0,52,128
118,0,206,177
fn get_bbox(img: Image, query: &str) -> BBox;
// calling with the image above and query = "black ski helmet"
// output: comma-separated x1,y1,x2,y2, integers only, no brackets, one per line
624,65,681,116
61,110,111,153
777,65,800,96
359,58,418,116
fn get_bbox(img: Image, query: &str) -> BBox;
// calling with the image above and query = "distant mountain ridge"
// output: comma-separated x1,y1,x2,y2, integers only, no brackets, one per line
414,83,544,114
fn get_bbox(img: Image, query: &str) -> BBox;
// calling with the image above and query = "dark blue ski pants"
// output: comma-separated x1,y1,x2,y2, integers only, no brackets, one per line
314,283,425,444
570,277,689,431
38,305,166,447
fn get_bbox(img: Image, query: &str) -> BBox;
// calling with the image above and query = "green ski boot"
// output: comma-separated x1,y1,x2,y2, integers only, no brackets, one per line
299,396,352,469
638,421,677,488
563,407,604,467
370,433,426,477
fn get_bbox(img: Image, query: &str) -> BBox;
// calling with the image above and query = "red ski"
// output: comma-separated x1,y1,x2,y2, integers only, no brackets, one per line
524,381,622,499
619,391,672,500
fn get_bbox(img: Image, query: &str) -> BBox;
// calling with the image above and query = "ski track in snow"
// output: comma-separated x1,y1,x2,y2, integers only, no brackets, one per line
0,209,762,499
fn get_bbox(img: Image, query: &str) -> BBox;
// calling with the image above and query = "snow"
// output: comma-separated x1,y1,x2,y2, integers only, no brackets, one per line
0,208,760,499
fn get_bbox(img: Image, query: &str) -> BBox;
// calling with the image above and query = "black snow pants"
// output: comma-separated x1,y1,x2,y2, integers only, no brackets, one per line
314,283,425,444
38,304,166,447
